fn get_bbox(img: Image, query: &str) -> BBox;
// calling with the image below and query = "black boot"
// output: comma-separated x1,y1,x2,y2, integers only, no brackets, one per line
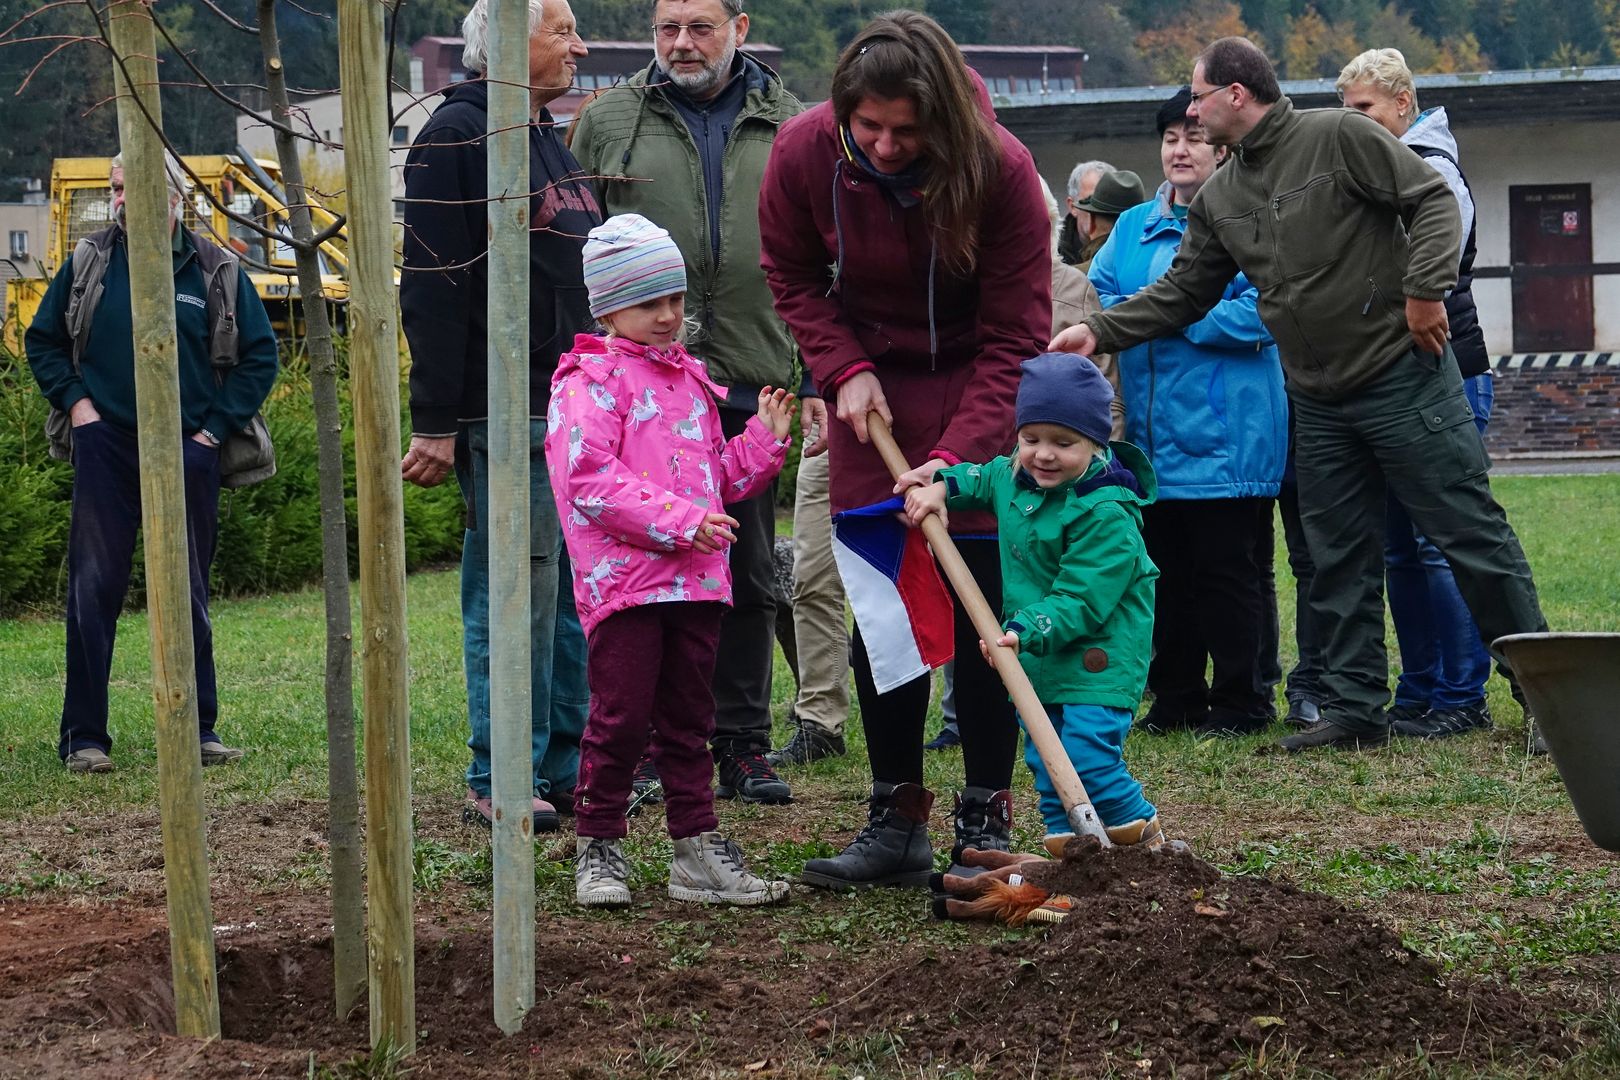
799,782,935,890
951,786,1012,867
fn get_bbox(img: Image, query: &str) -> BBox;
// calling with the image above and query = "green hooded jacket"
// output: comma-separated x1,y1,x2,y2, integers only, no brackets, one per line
567,58,803,399
939,444,1159,710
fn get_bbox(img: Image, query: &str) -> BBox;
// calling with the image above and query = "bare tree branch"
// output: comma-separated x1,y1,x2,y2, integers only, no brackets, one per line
80,0,348,251
196,0,257,35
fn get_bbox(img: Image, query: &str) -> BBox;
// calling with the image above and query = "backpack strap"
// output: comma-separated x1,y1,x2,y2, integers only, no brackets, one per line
64,225,118,372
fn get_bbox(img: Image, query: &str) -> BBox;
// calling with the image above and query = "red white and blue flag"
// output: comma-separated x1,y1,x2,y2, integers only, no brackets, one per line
832,498,954,693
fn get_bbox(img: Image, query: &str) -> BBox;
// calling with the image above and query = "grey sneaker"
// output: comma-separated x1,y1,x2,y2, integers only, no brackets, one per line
767,722,846,768
575,837,632,907
668,832,788,906
200,739,245,767
65,747,114,774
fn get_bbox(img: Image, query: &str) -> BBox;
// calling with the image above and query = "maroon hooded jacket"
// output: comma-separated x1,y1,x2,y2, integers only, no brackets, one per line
758,78,1051,526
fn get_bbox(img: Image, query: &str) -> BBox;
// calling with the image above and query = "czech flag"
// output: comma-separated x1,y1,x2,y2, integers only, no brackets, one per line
832,498,955,693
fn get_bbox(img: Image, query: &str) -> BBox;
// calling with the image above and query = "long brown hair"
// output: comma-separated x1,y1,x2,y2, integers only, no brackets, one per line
830,10,1000,275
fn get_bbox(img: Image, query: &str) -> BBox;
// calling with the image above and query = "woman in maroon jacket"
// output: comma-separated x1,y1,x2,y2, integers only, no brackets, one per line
760,10,1052,888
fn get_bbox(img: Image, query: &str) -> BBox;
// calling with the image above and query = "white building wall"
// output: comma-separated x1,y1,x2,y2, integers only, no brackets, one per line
1457,120,1620,355
236,91,438,213
1025,118,1620,355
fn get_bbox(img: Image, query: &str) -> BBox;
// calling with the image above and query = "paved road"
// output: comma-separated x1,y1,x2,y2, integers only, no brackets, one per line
1491,455,1620,476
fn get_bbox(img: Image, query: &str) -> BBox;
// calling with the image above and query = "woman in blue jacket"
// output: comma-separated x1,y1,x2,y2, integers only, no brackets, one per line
1088,88,1287,737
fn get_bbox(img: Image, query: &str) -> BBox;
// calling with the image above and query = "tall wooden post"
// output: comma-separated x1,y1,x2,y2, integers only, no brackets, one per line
487,0,536,1036
107,0,220,1040
337,0,414,1054
256,0,367,1019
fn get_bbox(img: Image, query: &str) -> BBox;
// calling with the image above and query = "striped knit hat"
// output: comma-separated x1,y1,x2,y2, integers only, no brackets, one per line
582,213,688,319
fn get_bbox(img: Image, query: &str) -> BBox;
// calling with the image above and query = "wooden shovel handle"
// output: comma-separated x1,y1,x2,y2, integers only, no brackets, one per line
866,414,1111,846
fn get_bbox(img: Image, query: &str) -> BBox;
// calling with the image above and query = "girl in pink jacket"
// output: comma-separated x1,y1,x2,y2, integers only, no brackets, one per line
545,214,795,909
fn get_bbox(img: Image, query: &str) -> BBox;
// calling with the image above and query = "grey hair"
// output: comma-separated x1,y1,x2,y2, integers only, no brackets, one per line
651,0,744,15
1065,159,1114,201
462,0,547,74
109,150,191,201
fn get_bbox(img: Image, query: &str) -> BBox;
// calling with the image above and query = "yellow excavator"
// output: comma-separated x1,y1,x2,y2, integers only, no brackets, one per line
4,147,351,353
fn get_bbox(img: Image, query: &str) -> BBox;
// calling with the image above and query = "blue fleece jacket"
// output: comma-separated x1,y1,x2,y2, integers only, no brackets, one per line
1088,183,1286,500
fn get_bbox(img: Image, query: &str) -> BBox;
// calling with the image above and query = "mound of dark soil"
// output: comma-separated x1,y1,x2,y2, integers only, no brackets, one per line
848,841,1572,1075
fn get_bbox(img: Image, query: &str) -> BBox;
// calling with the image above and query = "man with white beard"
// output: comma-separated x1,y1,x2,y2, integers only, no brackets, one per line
569,1,817,803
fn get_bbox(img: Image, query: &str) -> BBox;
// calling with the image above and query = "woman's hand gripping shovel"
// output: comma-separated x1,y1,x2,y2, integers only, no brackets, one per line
866,414,1112,852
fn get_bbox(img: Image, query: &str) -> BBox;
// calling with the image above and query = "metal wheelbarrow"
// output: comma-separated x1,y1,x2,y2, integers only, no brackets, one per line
1494,632,1620,853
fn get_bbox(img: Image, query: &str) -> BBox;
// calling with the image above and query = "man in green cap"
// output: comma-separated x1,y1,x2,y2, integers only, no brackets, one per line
1068,168,1147,272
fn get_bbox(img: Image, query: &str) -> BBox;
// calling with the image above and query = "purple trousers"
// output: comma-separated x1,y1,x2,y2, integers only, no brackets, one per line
576,602,724,840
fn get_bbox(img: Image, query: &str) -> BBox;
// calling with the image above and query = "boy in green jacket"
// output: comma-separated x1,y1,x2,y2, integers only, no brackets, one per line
903,352,1170,851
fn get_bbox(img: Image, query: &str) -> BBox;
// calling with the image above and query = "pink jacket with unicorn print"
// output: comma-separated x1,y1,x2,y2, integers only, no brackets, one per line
545,333,789,635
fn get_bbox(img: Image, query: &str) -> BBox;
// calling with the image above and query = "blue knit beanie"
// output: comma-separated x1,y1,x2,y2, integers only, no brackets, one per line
582,213,688,318
1015,352,1114,447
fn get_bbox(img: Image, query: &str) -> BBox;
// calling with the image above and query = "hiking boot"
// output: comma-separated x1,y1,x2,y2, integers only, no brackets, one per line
575,837,632,907
767,721,846,768
716,750,793,805
1137,704,1204,735
668,832,789,906
200,739,245,767
461,788,560,833
1283,697,1321,729
799,782,935,890
951,786,1012,864
1395,702,1492,740
629,754,663,809
1193,709,1272,739
924,722,961,751
1277,719,1389,752
1105,815,1170,850
65,747,114,774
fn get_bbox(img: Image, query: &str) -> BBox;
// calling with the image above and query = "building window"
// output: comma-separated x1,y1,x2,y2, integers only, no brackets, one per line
392,125,409,144
8,230,27,259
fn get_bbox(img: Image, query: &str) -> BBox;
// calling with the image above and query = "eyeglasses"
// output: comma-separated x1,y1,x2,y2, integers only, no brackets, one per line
1188,82,1234,104
652,18,732,41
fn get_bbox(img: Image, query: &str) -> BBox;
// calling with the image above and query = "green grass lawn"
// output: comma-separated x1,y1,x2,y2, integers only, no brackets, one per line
3,474,1619,1072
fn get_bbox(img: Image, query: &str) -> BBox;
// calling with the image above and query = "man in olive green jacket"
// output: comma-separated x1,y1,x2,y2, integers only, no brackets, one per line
568,0,820,798
1053,37,1546,752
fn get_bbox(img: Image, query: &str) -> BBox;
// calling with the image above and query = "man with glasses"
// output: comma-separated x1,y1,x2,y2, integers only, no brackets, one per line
569,1,819,801
1052,37,1547,753
401,0,602,829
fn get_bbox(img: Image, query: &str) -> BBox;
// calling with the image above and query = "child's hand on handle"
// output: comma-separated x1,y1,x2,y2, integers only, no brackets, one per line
692,512,740,554
978,630,1020,661
903,480,949,530
893,457,948,494
756,387,797,440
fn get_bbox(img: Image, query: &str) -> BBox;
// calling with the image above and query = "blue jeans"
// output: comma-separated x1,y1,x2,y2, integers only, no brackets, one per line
60,422,222,757
1384,373,1495,710
454,420,588,799
1019,704,1155,835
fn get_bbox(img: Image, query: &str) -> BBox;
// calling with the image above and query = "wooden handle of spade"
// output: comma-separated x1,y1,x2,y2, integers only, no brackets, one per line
865,413,1111,847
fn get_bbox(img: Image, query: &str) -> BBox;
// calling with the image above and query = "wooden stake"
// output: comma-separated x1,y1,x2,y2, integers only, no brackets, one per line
865,415,1111,846
107,0,221,1039
487,0,537,1036
337,0,415,1053
255,0,366,1019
